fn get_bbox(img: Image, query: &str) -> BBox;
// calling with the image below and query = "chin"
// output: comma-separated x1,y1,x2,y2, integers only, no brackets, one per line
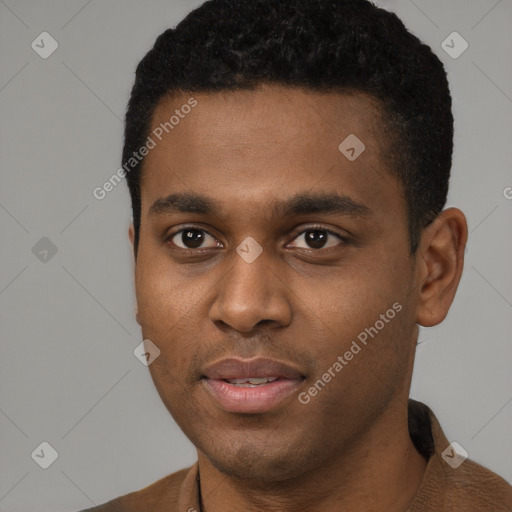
199,434,316,483
210,455,300,483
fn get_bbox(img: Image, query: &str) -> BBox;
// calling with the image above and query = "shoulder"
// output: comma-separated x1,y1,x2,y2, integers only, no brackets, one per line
426,456,512,511
408,399,512,511
76,466,192,512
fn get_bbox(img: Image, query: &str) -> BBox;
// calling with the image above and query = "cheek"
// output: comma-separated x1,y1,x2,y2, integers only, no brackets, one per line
306,263,402,330
133,259,213,378
298,256,411,374
135,257,192,326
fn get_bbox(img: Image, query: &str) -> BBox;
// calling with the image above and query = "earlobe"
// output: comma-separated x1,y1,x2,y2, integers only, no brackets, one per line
415,208,468,327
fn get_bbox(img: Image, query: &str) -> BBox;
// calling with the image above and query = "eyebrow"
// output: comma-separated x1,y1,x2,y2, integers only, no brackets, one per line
148,192,371,219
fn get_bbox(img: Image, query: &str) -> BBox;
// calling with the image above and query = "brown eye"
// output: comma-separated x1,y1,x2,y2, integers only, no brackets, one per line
304,230,328,249
288,228,348,250
168,228,220,250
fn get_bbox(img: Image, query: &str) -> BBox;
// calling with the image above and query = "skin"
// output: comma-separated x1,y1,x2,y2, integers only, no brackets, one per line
128,84,468,512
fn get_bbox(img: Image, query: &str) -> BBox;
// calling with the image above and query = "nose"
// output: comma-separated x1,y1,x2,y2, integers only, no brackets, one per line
209,250,292,333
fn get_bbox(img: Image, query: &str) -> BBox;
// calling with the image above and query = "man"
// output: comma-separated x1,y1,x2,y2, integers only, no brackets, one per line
81,0,512,510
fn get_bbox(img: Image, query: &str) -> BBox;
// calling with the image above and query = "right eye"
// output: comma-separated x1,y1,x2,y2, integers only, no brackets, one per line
166,227,222,250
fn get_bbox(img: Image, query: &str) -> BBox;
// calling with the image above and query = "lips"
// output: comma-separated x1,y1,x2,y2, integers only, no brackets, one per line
202,357,304,380
201,357,305,413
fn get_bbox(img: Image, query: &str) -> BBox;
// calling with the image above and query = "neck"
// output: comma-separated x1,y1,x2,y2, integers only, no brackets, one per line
196,399,427,512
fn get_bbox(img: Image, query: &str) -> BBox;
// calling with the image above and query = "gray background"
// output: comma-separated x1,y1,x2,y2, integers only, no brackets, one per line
1,0,511,510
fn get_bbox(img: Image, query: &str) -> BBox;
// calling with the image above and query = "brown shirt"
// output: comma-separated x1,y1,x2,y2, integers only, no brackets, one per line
80,400,512,511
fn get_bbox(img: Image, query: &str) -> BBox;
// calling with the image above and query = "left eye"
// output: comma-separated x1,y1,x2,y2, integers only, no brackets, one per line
168,228,221,250
288,229,346,250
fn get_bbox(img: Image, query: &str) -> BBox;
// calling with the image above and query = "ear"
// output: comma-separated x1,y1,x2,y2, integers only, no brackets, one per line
128,222,137,262
415,208,468,327
128,223,141,325
128,222,135,246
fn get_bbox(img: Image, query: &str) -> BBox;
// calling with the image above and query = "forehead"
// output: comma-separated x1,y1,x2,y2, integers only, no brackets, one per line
140,85,403,221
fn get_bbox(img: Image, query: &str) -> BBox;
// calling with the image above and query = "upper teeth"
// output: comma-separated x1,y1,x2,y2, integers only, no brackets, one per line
226,377,279,385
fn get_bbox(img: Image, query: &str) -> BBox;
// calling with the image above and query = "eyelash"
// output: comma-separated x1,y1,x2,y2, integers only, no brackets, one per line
165,223,350,252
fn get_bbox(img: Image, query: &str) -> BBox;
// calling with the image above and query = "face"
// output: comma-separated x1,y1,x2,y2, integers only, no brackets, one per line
130,85,420,482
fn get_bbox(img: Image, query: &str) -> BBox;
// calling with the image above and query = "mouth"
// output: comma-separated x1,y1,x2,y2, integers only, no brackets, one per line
201,357,306,413
221,376,281,387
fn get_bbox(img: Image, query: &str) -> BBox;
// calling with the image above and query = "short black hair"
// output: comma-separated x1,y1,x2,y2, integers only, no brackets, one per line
123,0,453,258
